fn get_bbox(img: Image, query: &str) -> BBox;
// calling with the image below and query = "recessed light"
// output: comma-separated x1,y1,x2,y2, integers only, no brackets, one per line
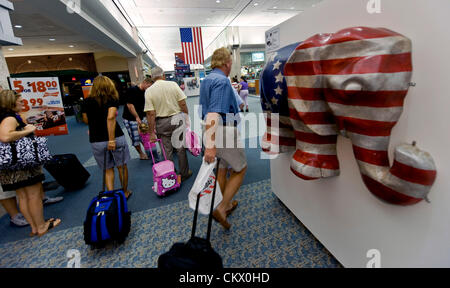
69,45,75,48
273,6,277,9
28,60,32,64
49,38,56,41
14,25,22,28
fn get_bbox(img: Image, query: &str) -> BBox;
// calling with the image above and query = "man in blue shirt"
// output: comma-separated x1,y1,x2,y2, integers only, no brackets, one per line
200,47,247,230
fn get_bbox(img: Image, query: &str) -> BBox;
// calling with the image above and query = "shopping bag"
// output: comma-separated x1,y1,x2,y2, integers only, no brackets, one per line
188,158,223,215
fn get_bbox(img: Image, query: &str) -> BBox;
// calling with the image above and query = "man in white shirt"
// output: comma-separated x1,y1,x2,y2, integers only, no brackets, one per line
144,67,192,181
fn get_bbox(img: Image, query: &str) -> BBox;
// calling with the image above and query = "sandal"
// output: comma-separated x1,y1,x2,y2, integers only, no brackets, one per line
226,201,239,216
38,218,61,237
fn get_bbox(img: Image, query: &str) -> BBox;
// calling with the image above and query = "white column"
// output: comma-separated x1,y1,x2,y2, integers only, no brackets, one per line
128,27,144,85
0,47,10,89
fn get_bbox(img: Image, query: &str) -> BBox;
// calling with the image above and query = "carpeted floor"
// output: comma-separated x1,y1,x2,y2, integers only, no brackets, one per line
0,95,342,268
0,179,341,268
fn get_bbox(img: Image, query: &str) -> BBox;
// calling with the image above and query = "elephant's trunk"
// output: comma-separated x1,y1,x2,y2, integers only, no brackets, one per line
349,133,437,205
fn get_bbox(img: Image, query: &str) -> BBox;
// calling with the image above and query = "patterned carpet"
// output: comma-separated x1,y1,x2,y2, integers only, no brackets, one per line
0,179,342,268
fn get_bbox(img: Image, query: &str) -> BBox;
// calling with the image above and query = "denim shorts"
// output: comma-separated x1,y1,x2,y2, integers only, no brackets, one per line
91,136,131,170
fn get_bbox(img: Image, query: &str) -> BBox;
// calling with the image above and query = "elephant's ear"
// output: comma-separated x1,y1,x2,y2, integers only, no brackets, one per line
285,37,339,137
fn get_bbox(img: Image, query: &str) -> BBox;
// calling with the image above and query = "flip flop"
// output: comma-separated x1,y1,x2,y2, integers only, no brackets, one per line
38,218,61,237
125,190,133,200
226,201,239,216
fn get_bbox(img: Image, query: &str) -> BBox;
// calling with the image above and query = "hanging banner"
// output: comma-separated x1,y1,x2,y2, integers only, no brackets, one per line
9,77,69,137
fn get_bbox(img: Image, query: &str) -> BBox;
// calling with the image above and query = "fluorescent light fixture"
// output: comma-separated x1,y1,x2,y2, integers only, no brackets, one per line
14,25,22,28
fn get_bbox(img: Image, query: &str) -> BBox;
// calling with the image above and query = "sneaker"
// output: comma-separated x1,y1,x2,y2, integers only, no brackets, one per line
43,196,64,206
10,213,29,227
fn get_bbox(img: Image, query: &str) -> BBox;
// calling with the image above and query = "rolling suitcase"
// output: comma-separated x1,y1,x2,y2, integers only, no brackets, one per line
150,139,181,197
83,150,131,249
44,154,90,190
158,159,223,269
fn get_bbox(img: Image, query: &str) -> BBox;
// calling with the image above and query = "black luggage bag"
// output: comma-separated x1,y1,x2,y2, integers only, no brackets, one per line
44,154,90,190
158,159,223,269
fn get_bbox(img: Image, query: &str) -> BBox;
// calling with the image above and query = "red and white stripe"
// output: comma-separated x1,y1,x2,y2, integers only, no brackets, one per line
262,113,296,154
285,27,437,205
182,27,204,65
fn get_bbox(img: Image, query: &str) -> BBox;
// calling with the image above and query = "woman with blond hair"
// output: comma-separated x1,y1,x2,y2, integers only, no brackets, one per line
82,76,132,199
0,90,61,236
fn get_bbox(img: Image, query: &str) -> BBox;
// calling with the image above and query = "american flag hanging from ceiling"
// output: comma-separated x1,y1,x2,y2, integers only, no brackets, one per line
180,27,204,65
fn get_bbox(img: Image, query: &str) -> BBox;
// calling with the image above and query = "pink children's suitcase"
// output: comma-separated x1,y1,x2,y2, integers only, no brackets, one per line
150,139,181,197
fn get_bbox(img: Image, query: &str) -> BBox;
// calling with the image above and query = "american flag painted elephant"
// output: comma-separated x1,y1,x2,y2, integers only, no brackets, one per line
261,27,437,206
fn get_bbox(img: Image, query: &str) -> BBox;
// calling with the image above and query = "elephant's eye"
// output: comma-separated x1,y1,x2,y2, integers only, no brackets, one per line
344,82,363,91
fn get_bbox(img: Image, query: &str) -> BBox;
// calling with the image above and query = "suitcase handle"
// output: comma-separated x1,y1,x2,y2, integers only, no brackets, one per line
149,138,168,165
101,147,125,195
191,158,221,242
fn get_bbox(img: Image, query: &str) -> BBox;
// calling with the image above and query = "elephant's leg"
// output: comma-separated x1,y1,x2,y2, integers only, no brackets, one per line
290,118,340,180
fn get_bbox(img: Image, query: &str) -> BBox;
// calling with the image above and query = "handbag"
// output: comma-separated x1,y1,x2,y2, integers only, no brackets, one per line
158,158,223,269
0,135,53,171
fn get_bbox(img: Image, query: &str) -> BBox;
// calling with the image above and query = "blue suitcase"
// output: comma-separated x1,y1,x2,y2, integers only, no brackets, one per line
83,151,131,248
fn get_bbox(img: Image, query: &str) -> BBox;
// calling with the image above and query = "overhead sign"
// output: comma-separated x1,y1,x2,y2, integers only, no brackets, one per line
9,77,69,136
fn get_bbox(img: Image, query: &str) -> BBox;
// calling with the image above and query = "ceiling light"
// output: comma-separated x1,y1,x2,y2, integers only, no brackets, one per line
8,48,14,51
216,0,221,3
254,2,259,6
28,60,32,64
273,6,277,9
14,25,22,28
69,45,75,48
49,38,56,41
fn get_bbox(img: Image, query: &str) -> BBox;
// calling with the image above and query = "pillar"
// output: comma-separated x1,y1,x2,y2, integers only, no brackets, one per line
127,27,145,85
0,47,10,89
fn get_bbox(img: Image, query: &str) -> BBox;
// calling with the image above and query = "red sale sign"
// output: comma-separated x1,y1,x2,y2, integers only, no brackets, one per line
9,77,69,137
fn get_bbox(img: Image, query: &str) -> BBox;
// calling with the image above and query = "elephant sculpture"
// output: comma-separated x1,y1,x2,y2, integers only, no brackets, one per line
261,27,437,206
260,42,300,154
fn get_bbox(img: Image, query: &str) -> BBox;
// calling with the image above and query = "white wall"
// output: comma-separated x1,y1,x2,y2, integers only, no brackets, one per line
270,0,450,268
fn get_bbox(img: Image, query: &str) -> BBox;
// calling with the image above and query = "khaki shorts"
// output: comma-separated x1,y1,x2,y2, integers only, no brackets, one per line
204,125,247,173
0,185,16,200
